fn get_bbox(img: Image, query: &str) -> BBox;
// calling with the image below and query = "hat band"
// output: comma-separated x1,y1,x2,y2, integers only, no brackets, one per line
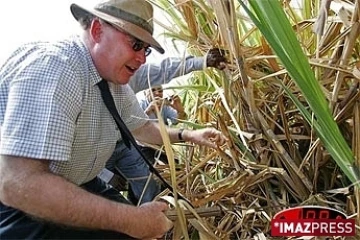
95,4,153,34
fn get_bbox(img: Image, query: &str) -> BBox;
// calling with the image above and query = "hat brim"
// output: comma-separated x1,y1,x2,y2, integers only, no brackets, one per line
70,3,165,54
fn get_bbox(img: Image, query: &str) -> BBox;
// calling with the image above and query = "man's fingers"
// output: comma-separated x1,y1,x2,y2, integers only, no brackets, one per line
210,129,227,146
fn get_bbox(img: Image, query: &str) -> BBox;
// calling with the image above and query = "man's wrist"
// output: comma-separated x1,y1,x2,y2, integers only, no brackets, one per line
178,128,185,142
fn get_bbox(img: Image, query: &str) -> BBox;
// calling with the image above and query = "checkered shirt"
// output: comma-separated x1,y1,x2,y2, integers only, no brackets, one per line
0,35,148,185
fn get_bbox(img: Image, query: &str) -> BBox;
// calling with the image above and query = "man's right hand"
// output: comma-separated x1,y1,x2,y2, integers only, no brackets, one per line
0,155,172,239
126,201,173,239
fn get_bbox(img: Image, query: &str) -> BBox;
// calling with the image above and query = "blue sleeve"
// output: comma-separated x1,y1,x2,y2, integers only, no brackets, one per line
162,106,179,125
129,56,204,93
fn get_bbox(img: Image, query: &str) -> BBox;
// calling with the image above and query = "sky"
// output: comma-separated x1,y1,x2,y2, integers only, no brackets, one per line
0,1,303,66
0,0,184,65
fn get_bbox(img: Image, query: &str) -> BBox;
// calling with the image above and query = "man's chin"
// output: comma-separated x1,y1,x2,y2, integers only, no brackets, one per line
114,77,131,85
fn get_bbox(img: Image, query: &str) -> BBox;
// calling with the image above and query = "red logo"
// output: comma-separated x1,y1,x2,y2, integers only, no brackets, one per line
271,206,355,237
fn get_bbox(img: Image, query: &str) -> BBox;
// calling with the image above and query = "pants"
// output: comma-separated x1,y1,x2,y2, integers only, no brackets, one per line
106,141,163,205
0,177,135,239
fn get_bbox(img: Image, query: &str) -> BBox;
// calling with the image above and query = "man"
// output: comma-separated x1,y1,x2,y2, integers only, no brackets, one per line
104,51,227,204
0,0,227,239
140,85,186,125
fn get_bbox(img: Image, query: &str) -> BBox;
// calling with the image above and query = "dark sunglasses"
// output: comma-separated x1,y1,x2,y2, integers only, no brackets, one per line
102,19,152,57
132,39,152,57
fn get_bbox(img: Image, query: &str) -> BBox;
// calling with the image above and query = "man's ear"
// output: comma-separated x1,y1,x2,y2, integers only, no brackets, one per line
90,19,102,43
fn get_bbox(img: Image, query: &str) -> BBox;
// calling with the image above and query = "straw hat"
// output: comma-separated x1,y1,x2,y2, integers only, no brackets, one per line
70,0,164,54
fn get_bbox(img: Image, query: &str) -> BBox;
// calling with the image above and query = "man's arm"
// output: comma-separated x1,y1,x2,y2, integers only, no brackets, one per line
0,155,172,239
129,48,227,93
133,121,227,148
129,56,204,93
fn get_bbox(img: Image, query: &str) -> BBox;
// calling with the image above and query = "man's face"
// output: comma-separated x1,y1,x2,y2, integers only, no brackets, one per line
146,86,163,101
91,19,150,84
152,87,163,98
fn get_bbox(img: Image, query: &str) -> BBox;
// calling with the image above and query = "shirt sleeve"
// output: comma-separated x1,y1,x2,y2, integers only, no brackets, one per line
138,94,149,112
129,56,205,93
162,106,179,125
0,51,82,161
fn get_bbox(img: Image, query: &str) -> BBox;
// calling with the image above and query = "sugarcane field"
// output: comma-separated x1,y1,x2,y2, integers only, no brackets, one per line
147,0,360,239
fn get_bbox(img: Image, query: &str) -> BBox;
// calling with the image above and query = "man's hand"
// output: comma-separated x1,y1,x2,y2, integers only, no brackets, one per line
168,95,184,112
127,201,173,239
206,48,227,70
144,97,166,115
182,128,228,148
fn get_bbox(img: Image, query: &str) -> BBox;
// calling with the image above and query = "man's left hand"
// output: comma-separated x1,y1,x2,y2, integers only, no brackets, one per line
206,48,227,70
183,128,228,148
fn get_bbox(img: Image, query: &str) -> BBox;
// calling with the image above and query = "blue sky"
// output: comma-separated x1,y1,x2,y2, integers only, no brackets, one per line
0,0,183,65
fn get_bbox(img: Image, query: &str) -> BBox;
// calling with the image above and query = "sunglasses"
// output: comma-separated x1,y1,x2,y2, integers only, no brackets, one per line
102,19,152,57
132,39,152,57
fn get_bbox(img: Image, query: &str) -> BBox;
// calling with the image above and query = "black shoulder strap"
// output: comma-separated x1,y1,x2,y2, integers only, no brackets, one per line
97,80,178,196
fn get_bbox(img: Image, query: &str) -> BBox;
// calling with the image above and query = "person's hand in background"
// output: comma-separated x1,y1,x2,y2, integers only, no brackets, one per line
206,48,227,70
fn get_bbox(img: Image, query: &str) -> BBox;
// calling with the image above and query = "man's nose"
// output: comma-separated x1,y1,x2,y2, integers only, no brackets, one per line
135,49,146,64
